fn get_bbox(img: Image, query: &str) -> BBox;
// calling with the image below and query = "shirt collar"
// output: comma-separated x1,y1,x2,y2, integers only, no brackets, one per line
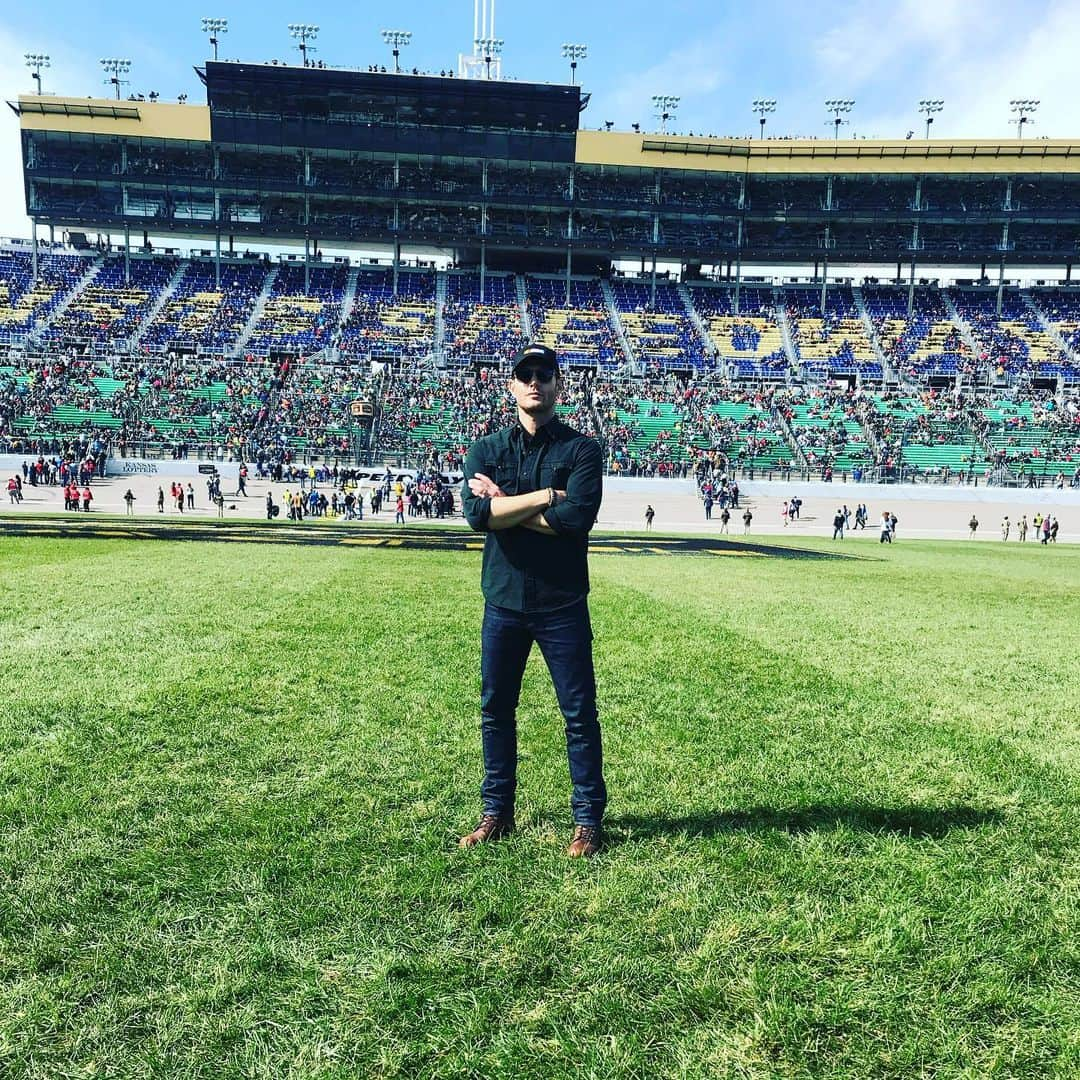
512,416,560,445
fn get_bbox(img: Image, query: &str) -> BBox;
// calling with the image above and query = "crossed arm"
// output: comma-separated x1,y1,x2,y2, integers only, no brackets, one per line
467,474,563,533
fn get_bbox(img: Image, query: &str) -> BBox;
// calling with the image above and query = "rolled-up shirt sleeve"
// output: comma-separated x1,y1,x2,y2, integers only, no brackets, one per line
461,441,492,532
542,438,602,538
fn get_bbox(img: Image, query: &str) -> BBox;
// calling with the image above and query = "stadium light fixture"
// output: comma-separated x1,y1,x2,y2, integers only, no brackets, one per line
651,94,680,135
381,30,412,74
201,18,228,62
289,23,320,67
24,53,50,95
475,36,504,80
752,98,776,138
561,43,587,86
918,99,944,139
825,98,854,139
100,58,132,100
1010,99,1039,139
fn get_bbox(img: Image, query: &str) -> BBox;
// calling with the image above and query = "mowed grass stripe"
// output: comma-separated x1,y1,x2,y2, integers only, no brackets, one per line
0,538,1077,1078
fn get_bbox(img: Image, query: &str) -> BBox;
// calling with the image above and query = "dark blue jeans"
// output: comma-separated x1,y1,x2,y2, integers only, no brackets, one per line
480,599,607,826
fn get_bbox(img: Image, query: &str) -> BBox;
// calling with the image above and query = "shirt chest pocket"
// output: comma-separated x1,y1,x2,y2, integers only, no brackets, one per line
484,459,519,496
541,462,572,490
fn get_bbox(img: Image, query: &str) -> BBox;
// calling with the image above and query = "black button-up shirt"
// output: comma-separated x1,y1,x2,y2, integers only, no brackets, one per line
462,417,603,612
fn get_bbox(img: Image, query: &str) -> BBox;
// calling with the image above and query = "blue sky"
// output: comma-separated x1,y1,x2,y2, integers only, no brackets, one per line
1,0,1077,237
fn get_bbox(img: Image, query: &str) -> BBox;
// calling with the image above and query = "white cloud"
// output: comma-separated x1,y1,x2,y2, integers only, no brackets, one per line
812,0,1080,139
597,30,736,133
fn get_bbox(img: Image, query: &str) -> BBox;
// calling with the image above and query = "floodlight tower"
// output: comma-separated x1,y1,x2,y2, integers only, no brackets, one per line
652,94,680,134
562,43,587,86
25,53,50,95
918,99,943,139
381,30,412,73
100,58,132,100
289,23,319,67
201,18,228,62
825,99,854,139
1010,99,1039,139
752,98,776,138
476,37,504,80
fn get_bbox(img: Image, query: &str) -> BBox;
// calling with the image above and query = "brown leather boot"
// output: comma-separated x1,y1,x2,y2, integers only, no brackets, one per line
567,824,602,858
459,813,515,849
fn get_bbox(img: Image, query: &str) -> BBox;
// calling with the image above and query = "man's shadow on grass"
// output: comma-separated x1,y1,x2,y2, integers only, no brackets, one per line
609,804,1001,844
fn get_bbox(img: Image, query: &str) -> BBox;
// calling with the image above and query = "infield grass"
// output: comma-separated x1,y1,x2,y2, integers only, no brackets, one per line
0,531,1077,1078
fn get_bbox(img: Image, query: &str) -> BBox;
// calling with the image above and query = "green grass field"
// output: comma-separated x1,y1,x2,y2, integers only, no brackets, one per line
0,531,1078,1078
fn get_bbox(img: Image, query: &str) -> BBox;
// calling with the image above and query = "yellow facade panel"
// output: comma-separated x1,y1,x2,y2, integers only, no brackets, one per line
18,96,211,143
575,130,1080,175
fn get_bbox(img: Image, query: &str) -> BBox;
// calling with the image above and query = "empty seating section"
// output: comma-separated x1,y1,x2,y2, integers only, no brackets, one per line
950,289,1064,381
686,286,788,379
785,288,881,378
0,251,92,338
252,361,378,459
1030,290,1080,382
864,287,968,379
595,381,792,473
247,265,347,354
339,269,435,358
141,261,268,354
870,395,986,476
609,281,707,370
785,398,870,472
42,257,178,346
443,273,524,364
980,399,1080,478
526,277,619,367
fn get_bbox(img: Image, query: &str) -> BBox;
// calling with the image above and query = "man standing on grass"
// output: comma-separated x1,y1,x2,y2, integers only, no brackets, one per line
460,343,607,858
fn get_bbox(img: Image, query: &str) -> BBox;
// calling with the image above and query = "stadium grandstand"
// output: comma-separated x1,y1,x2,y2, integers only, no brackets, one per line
2,48,1079,489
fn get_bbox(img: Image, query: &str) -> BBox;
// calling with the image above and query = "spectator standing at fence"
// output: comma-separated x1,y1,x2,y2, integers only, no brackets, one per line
459,343,606,859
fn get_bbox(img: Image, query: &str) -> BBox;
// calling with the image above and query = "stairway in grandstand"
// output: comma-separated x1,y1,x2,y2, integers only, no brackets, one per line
336,264,362,338
132,259,189,347
516,274,532,339
233,266,279,356
27,253,103,345
434,270,448,360
598,279,635,368
676,283,715,361
775,297,799,376
1022,292,1079,369
852,286,901,386
940,292,983,373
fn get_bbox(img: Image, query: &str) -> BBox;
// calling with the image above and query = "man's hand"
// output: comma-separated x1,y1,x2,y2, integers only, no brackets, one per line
468,473,506,499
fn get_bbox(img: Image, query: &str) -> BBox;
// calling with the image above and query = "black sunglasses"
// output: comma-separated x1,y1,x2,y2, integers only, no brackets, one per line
514,366,556,384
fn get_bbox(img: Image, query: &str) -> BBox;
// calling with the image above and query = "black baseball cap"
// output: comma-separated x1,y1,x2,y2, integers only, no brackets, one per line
511,343,559,379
